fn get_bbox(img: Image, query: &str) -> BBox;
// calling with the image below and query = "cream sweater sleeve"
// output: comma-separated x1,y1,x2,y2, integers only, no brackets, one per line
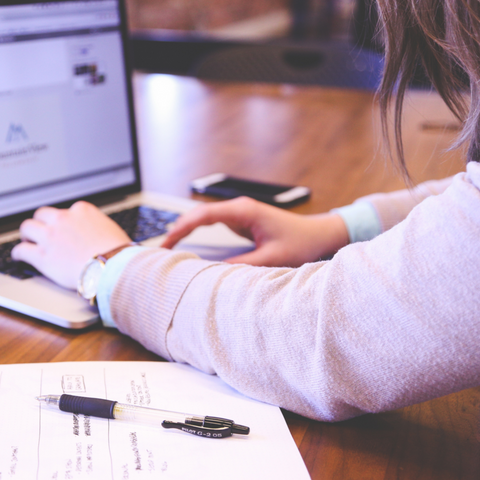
109,165,480,422
359,176,454,232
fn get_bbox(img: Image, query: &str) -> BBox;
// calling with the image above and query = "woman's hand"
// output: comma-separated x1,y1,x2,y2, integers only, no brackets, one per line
162,197,349,267
11,201,131,290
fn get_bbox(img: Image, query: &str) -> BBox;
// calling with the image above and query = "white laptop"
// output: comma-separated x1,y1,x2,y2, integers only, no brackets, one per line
0,0,252,329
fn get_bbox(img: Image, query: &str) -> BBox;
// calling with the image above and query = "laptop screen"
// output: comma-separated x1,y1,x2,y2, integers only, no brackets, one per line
0,0,138,220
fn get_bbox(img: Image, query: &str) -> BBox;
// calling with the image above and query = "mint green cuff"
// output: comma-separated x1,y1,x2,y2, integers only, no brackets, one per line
97,246,149,328
331,202,382,243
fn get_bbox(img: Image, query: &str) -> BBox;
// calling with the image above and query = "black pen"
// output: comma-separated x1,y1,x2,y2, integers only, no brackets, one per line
36,394,250,439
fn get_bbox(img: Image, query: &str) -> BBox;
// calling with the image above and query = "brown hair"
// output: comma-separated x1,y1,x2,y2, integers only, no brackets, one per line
376,0,480,178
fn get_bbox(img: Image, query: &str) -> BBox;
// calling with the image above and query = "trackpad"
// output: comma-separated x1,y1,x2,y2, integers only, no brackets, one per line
173,222,254,261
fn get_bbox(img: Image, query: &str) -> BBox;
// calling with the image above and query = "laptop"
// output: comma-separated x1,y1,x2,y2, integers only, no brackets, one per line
0,0,252,329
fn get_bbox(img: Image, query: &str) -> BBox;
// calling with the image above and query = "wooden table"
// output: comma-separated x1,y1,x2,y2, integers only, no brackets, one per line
1,73,478,479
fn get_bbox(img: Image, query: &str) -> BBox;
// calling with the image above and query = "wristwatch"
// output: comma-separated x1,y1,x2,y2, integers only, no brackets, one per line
77,243,136,306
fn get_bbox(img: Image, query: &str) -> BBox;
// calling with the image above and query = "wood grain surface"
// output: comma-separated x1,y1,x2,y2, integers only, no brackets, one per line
1,73,477,479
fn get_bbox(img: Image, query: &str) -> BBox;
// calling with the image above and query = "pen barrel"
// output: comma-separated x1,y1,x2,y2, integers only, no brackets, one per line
113,403,186,426
59,394,116,419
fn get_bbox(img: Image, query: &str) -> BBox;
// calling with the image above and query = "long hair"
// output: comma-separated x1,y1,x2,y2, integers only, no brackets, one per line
376,0,480,178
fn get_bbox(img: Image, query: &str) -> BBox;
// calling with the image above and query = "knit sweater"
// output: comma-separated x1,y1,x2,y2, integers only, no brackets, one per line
106,163,480,421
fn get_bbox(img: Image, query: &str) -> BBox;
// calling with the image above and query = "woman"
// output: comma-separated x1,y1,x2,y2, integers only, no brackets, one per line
12,0,480,421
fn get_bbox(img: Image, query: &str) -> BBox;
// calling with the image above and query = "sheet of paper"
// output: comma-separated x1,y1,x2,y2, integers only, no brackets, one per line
0,361,310,479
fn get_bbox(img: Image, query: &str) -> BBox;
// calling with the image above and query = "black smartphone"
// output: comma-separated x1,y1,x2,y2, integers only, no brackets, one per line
191,173,311,208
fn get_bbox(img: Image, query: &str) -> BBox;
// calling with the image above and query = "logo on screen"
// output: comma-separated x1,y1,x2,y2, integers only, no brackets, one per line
6,124,28,143
0,123,48,163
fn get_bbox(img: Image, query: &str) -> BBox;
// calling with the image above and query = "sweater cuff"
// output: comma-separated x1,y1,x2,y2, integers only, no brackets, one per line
331,202,382,243
97,245,148,328
109,249,219,361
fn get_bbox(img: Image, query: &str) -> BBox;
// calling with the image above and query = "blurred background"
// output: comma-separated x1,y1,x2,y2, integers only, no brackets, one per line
127,0,385,88
125,0,357,42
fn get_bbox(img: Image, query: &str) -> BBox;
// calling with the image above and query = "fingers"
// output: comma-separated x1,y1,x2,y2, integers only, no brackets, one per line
162,198,254,249
10,207,63,269
33,206,63,224
18,219,48,245
11,241,43,270
32,202,95,225
161,212,209,249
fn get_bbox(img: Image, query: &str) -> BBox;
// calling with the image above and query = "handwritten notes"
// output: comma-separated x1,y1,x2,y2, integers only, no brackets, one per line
0,362,310,479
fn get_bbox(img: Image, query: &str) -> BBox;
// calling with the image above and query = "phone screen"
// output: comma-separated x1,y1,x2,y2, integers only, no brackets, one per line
191,174,310,207
211,178,290,195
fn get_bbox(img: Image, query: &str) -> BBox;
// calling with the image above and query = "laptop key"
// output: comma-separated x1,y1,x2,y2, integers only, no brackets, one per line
108,206,179,242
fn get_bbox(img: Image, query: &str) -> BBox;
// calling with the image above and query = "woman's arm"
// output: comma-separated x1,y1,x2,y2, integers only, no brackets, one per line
162,176,456,267
356,176,454,232
11,171,473,422
109,166,480,421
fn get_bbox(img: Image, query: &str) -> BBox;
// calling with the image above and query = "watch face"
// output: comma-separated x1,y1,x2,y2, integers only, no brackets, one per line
78,259,104,300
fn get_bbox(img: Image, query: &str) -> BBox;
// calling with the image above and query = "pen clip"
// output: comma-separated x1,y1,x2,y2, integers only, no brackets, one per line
162,420,232,439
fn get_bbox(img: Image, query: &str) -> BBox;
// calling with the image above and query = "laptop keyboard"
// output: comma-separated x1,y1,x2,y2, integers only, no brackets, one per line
108,206,179,242
0,206,180,280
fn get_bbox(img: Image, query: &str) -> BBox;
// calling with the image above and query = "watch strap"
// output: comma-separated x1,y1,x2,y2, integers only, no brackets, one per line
96,242,137,263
